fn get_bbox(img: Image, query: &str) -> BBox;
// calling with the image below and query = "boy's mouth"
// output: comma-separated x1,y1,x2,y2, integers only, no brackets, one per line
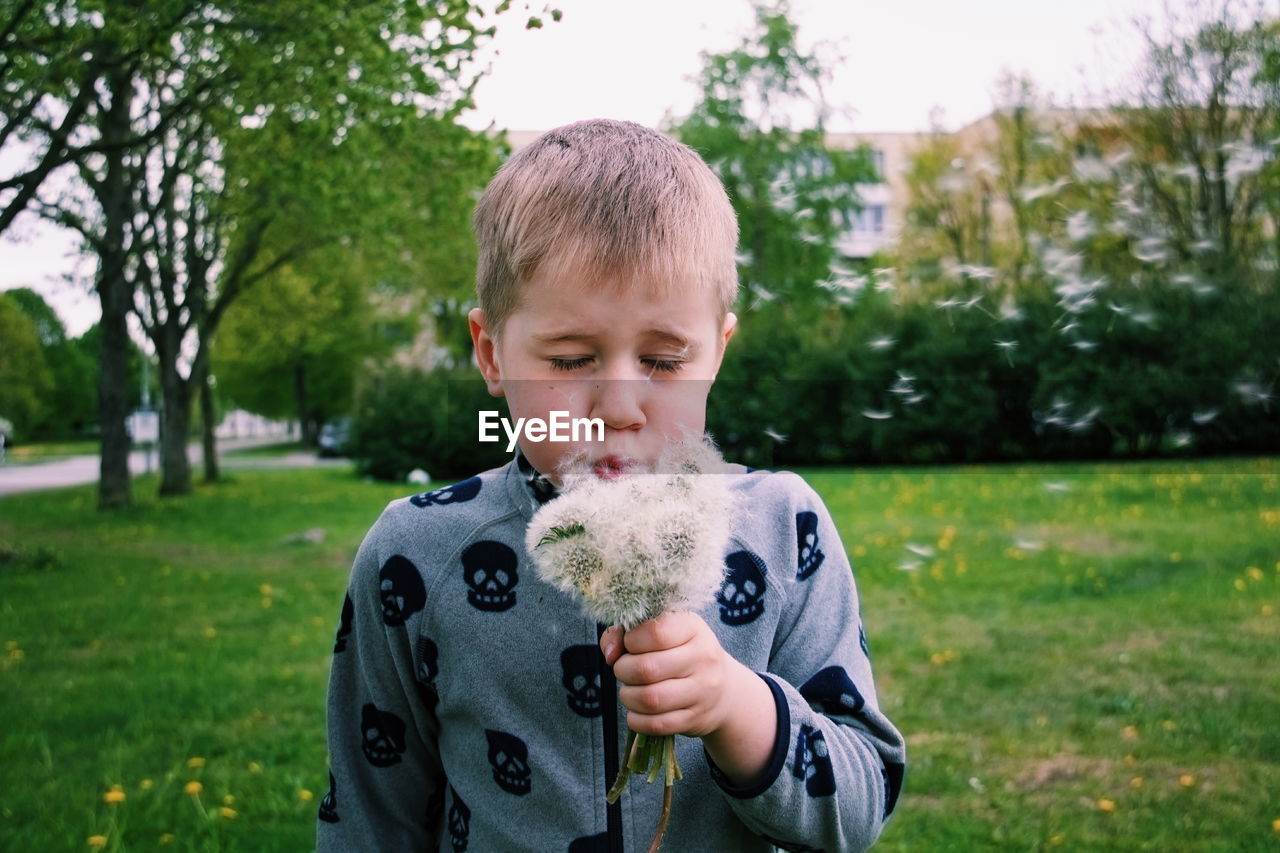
591,455,636,481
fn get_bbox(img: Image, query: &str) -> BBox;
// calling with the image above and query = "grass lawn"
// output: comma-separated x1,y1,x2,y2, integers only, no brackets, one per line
1,458,1277,851
3,439,101,463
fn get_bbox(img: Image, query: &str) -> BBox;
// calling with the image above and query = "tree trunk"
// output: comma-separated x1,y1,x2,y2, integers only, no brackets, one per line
294,360,314,445
96,271,133,509
95,66,135,510
158,362,192,496
199,362,219,483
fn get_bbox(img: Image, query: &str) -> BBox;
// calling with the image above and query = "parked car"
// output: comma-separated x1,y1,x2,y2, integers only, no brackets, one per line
318,418,353,458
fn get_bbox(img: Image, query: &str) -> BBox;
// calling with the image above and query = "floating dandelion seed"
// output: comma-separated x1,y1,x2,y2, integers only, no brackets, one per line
1066,210,1095,242
1044,481,1071,493
868,335,895,351
1071,340,1098,352
1170,431,1193,448
1131,237,1168,264
1191,408,1219,427
897,559,922,572
763,427,788,444
904,542,935,557
1014,539,1044,552
862,410,893,420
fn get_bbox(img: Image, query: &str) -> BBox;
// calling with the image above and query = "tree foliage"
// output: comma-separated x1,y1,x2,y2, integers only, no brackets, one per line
668,0,876,314
2,0,532,502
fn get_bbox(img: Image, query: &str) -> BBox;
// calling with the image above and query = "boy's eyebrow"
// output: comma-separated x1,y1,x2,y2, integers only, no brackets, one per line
533,329,698,350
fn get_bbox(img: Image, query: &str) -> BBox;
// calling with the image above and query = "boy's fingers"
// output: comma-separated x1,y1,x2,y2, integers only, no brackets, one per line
599,625,624,665
622,612,698,654
612,646,695,685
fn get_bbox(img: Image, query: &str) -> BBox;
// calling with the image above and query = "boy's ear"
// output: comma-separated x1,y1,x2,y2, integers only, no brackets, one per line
711,311,738,377
468,308,505,397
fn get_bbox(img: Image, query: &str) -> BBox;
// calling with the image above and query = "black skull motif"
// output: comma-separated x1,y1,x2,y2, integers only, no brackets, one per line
416,635,440,710
560,645,603,718
410,476,482,508
379,555,426,627
416,635,439,686
333,593,354,653
800,665,866,718
485,729,531,795
792,724,836,797
448,785,470,852
462,541,519,612
361,703,407,767
717,550,767,626
881,760,905,818
795,511,825,580
318,770,339,823
568,832,610,853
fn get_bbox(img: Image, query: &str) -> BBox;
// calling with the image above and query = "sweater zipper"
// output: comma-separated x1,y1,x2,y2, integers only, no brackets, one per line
598,623,624,853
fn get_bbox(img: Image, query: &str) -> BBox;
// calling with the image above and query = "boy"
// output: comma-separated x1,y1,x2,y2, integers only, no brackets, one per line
319,119,905,852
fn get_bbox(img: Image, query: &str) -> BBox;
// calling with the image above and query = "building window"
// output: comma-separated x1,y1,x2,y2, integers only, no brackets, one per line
869,148,886,181
853,204,886,234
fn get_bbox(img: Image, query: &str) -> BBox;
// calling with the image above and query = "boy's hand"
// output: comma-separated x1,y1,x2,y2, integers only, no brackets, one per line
601,612,777,785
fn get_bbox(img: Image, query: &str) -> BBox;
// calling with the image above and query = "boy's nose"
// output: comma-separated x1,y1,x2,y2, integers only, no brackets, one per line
589,378,646,432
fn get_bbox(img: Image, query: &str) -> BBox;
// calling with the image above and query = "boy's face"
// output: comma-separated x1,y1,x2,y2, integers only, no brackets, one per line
469,268,736,483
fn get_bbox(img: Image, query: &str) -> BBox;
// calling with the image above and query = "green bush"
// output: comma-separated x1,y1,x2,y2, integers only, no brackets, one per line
347,366,508,482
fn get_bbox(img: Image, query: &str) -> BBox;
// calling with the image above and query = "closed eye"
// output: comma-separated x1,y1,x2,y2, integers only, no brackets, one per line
643,359,683,374
549,357,592,372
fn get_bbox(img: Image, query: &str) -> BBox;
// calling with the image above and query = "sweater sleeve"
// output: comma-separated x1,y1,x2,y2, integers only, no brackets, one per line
318,504,446,852
705,473,906,853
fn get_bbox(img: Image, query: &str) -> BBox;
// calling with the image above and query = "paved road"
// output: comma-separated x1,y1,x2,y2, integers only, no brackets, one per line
0,438,347,497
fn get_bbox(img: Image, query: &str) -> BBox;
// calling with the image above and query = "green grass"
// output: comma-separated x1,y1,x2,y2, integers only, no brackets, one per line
1,458,1278,851
221,441,310,457
3,439,100,463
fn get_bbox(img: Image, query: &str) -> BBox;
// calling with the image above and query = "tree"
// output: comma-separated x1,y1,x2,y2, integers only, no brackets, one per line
668,0,877,314
215,256,382,444
0,292,53,437
8,0,538,502
4,287,97,438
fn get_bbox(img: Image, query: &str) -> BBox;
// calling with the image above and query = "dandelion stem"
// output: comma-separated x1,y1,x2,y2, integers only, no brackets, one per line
607,728,640,804
646,781,674,853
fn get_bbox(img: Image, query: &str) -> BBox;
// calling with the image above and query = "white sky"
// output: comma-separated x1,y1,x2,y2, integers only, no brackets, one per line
1,0,1175,335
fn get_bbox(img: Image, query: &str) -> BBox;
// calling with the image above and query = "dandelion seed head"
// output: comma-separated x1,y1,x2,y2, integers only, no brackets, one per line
527,435,735,628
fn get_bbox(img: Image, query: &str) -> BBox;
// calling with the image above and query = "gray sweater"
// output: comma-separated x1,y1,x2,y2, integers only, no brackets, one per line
318,452,906,852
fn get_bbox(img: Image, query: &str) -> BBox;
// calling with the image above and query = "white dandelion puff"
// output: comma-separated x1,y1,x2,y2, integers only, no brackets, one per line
862,409,893,420
904,542,935,557
868,335,895,351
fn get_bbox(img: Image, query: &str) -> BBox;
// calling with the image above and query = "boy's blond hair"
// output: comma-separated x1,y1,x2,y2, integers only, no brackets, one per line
473,119,739,335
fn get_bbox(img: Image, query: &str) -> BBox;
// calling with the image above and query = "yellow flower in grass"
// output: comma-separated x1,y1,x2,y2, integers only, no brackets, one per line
1130,776,1144,789
139,778,153,791
299,789,314,802
1179,774,1195,788
1122,725,1138,740
1272,817,1280,833
1263,604,1275,617
219,806,238,820
223,794,235,806
87,835,108,849
1247,566,1264,581
247,761,263,774
1097,798,1116,813
184,781,202,796
103,786,126,804
159,833,175,844
186,756,205,769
